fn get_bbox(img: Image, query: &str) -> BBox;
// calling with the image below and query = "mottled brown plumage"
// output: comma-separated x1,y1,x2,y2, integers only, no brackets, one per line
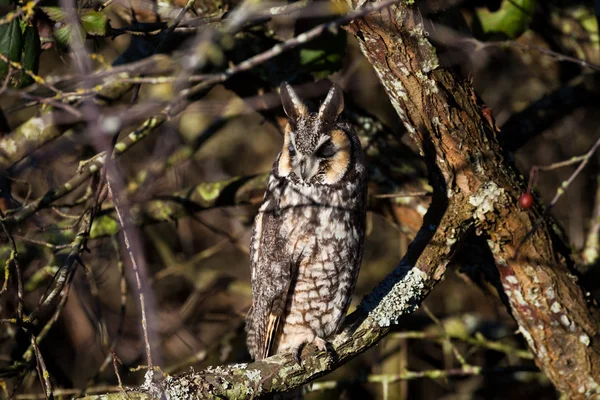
246,82,368,363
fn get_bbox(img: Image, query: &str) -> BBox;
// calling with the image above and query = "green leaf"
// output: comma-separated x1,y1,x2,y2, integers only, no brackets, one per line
54,24,85,47
41,6,67,22
0,18,24,80
20,23,40,87
80,10,107,36
54,25,71,46
299,48,327,65
476,0,536,39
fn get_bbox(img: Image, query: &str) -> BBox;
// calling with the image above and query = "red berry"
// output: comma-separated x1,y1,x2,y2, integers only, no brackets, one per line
519,192,533,209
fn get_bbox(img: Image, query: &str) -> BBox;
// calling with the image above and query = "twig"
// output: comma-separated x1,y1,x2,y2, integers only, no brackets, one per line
12,235,70,250
457,36,600,72
0,54,61,95
106,172,156,375
422,305,467,367
0,0,43,26
8,265,74,383
26,215,90,323
544,134,600,208
154,0,196,54
86,237,128,387
311,365,539,391
493,40,600,72
111,350,125,391
527,134,600,208
30,335,53,400
389,331,533,360
0,212,24,321
14,385,122,399
583,175,600,265
98,0,114,11
515,134,600,258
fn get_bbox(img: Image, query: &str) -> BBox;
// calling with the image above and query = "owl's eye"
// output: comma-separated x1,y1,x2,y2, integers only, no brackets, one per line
315,141,336,158
288,143,296,156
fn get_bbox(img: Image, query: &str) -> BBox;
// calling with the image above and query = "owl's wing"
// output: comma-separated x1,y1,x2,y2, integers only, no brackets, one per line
247,243,296,360
246,177,297,360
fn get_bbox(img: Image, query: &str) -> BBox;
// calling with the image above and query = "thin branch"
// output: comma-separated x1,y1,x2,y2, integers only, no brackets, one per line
545,134,600,209
86,237,128,387
0,0,42,25
389,331,533,360
14,386,122,399
310,365,539,391
0,212,24,321
30,335,53,400
106,174,156,375
26,215,90,323
422,305,467,367
583,175,600,265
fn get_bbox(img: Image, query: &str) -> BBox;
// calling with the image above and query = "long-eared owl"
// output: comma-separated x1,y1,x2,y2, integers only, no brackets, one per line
246,82,368,361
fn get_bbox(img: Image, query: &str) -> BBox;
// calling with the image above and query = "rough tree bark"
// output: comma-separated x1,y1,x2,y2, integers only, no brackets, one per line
345,0,600,398
78,1,600,399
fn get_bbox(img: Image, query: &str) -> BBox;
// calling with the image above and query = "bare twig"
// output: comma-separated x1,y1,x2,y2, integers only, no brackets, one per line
106,172,156,375
544,134,600,209
30,335,53,400
389,331,533,360
0,213,24,321
14,385,122,399
26,215,90,323
87,237,128,387
422,305,467,367
584,175,600,265
514,134,600,257
0,0,43,26
310,365,539,391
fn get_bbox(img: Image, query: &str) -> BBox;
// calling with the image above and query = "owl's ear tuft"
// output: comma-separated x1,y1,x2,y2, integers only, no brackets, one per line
280,82,307,121
318,84,344,124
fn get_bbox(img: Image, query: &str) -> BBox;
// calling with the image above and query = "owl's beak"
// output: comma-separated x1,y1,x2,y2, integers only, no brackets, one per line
294,156,319,183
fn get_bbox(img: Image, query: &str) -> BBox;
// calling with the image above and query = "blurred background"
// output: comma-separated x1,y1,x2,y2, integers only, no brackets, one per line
0,0,599,399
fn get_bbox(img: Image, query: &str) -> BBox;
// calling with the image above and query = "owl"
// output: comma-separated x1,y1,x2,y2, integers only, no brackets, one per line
246,82,368,362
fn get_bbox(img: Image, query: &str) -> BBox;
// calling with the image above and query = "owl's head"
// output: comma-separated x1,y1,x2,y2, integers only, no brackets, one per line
278,82,356,186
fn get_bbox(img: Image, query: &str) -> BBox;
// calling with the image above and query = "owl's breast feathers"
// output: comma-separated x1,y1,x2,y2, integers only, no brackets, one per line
246,168,367,360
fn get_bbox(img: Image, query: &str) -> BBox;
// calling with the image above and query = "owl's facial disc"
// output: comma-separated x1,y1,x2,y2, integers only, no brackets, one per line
281,129,323,184
278,82,350,185
281,129,351,185
291,150,320,184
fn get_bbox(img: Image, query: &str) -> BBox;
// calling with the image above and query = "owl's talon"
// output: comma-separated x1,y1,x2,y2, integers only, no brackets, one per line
313,337,328,353
291,344,306,365
294,350,302,365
